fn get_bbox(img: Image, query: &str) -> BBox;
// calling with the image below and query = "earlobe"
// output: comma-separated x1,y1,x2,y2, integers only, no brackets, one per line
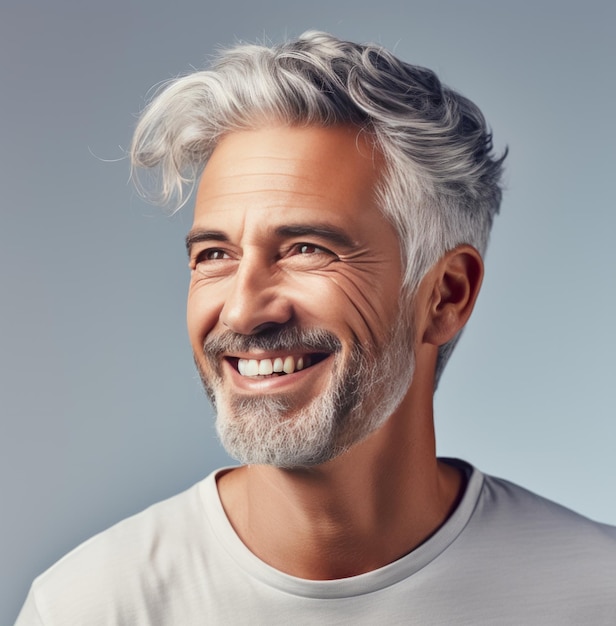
423,245,484,347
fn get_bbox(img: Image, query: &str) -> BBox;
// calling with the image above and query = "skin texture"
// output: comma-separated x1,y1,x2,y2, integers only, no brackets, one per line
187,125,484,579
187,125,415,467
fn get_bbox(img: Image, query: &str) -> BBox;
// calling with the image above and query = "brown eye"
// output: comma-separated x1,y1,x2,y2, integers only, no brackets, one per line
205,249,229,260
297,243,327,255
196,248,230,262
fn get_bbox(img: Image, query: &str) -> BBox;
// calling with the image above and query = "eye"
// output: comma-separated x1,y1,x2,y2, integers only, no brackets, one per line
283,242,338,270
195,248,231,262
190,247,236,277
293,243,331,256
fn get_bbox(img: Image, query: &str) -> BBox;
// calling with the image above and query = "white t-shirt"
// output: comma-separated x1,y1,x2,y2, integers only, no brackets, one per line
16,460,616,625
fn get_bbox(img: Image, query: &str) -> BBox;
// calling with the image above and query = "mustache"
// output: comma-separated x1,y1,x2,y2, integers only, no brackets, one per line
202,326,342,358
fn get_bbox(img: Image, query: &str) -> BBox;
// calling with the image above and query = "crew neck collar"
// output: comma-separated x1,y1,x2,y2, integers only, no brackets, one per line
199,458,483,599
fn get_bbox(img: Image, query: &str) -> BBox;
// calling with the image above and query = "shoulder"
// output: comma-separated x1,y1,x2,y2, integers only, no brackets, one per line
477,471,616,545
17,470,225,625
430,463,616,621
456,468,616,618
443,460,616,567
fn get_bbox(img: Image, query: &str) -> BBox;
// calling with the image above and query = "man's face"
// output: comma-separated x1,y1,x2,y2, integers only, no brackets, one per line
187,125,416,467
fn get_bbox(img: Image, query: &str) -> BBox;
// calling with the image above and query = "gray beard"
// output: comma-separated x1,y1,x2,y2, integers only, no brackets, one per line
196,320,415,468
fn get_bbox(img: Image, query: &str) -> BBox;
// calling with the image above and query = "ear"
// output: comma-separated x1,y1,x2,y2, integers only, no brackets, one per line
422,245,484,347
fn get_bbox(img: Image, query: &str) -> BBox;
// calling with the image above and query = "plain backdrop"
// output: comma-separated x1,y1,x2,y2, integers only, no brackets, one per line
2,1,614,622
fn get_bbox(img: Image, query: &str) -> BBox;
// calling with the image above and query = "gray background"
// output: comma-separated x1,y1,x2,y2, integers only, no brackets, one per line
2,0,614,622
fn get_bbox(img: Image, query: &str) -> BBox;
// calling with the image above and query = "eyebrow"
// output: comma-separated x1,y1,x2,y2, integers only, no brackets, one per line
185,229,229,255
275,224,356,249
185,223,356,256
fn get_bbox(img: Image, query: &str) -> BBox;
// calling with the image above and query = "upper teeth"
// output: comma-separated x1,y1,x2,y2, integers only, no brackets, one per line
237,355,305,377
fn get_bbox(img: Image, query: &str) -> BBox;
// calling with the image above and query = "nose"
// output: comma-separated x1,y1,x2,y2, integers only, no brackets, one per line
219,255,293,335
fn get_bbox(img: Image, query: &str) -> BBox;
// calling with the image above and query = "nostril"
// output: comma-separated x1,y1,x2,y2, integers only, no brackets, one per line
250,321,291,335
220,297,294,336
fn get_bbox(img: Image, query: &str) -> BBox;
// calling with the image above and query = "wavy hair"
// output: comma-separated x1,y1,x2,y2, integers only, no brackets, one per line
131,31,506,384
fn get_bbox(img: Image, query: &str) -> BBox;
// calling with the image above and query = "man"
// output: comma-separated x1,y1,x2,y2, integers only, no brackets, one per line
17,31,616,624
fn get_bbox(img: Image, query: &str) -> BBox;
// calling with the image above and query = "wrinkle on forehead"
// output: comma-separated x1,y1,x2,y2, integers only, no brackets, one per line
195,125,382,209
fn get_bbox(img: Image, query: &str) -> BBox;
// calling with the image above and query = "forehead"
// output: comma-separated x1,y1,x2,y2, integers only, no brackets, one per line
192,125,386,233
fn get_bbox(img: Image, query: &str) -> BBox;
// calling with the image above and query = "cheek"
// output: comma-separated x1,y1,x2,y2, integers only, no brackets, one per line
186,280,225,352
287,266,401,345
186,259,403,351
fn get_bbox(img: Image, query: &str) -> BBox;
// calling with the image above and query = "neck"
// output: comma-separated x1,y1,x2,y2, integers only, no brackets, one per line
217,380,463,580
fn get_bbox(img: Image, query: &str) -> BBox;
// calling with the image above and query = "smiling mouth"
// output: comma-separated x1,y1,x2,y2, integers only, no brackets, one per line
226,353,330,378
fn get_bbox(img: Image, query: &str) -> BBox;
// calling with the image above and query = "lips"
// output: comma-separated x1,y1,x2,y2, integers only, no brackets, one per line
227,353,329,377
203,327,342,383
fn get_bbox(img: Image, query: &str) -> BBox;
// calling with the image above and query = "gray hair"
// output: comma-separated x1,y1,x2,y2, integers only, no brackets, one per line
131,31,506,385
